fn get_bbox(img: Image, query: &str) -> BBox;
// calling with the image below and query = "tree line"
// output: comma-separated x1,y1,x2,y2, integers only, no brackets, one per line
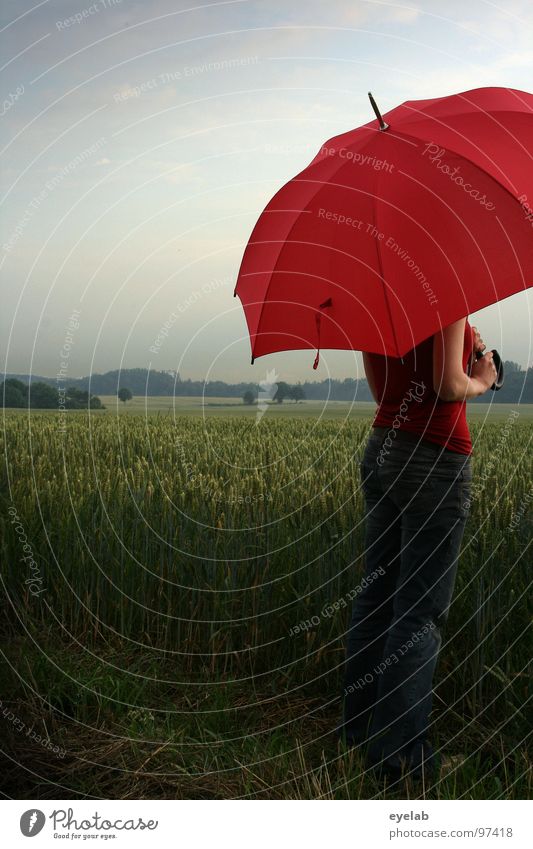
3,361,533,404
1,379,105,410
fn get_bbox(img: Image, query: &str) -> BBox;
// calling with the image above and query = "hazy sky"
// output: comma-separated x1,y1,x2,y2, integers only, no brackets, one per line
2,0,533,383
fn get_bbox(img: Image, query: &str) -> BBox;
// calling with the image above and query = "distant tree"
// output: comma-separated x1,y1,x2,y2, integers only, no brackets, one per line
503,360,522,374
88,394,105,410
242,389,255,405
1,378,27,407
65,387,89,408
273,381,290,404
65,387,105,410
29,382,57,409
1,379,105,410
118,387,133,404
289,384,306,403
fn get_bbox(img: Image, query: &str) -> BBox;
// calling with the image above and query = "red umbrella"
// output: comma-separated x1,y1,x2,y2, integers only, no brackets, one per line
234,86,533,368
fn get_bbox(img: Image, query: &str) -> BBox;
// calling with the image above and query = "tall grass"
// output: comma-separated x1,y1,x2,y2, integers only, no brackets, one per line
1,411,531,798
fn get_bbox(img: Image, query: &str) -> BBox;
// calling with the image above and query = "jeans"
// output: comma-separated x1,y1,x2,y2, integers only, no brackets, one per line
339,426,472,779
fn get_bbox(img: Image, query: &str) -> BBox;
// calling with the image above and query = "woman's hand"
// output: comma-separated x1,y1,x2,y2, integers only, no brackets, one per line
471,325,486,355
471,349,498,391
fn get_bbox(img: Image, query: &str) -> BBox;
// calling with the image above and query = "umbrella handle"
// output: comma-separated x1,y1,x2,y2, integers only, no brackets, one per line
313,297,333,369
473,348,504,391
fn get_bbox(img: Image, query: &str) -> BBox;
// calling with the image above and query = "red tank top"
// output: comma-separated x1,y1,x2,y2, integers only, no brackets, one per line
370,319,474,455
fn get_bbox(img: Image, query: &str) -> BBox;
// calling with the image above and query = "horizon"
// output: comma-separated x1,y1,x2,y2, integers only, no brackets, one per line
5,351,532,384
5,365,372,382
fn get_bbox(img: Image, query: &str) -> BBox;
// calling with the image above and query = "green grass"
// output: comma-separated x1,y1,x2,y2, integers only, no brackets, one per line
0,412,531,799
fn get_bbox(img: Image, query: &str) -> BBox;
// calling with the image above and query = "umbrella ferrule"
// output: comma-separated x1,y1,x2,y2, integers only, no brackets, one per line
368,91,389,131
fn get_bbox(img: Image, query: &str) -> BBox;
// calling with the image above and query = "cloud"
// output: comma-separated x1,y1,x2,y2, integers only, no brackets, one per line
457,0,533,43
493,49,533,68
388,6,422,23
349,1,422,25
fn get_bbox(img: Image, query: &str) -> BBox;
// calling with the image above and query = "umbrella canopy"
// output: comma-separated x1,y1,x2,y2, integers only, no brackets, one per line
234,86,533,367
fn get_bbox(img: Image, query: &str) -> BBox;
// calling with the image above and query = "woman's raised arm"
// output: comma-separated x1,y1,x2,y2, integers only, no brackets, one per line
433,318,496,401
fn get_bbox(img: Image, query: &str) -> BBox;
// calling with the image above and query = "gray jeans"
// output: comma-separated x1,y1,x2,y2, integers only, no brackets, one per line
339,426,472,779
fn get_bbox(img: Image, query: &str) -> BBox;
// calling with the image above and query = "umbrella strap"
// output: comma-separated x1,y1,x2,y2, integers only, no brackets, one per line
312,297,332,369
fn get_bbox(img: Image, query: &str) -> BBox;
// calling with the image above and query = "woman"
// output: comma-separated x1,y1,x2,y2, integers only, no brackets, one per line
338,316,497,783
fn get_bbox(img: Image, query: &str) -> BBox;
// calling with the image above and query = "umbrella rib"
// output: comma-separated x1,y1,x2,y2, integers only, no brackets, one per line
373,126,533,357
247,208,312,361
372,165,403,359
249,131,381,359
